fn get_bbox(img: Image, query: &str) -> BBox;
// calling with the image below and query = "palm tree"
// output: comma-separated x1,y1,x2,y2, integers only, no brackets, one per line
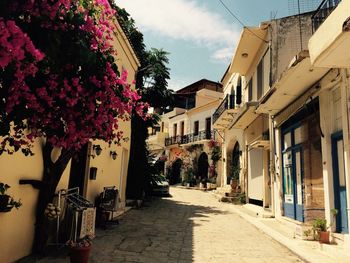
142,48,173,113
112,5,174,199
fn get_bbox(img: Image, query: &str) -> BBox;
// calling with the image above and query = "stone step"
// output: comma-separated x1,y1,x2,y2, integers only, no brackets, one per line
225,192,240,197
219,196,241,204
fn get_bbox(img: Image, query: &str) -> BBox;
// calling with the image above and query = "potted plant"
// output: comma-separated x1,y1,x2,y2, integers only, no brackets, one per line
183,168,194,187
67,235,94,263
0,183,22,212
207,176,217,190
312,218,329,244
230,164,240,191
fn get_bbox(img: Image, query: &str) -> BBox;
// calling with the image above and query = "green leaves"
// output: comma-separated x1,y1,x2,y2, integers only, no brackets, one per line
0,183,10,195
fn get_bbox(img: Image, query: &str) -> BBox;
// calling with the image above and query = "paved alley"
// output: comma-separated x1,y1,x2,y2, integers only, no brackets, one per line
39,187,304,263
91,187,304,263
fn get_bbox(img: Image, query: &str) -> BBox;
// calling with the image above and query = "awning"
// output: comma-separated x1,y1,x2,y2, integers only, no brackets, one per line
228,26,268,76
309,1,350,68
256,51,328,115
229,102,259,130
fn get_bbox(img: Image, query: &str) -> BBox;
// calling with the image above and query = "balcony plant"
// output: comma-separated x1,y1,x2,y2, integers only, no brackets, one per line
0,183,22,212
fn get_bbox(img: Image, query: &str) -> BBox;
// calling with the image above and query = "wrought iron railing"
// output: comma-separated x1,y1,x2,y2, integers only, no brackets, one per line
165,130,216,146
312,0,341,32
212,94,235,124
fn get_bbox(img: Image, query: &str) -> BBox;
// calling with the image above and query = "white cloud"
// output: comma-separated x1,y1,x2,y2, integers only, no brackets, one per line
167,77,191,91
117,0,240,63
211,46,234,64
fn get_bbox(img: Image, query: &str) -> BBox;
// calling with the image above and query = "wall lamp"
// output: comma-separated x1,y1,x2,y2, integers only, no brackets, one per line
93,145,102,156
110,151,117,160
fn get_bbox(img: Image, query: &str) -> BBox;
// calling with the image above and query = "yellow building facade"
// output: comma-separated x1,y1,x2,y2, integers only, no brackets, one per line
0,17,139,263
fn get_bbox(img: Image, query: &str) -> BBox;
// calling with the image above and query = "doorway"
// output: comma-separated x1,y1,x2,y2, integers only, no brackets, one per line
331,132,349,233
282,145,304,222
69,143,89,195
229,142,240,184
170,159,182,185
205,117,211,139
198,152,209,180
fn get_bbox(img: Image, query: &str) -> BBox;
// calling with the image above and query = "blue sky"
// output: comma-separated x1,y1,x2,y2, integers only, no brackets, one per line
117,1,295,90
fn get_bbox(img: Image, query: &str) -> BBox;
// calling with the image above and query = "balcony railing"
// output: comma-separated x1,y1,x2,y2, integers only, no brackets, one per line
213,94,235,124
165,130,216,146
312,0,341,32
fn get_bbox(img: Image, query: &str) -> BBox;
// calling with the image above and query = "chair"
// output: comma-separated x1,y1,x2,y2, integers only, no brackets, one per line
98,186,120,227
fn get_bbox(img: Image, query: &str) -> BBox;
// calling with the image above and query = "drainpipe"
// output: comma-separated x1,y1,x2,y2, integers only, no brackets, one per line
269,115,276,217
245,144,249,204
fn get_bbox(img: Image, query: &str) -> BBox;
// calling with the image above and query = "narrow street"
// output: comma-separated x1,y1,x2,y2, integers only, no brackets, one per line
86,187,302,263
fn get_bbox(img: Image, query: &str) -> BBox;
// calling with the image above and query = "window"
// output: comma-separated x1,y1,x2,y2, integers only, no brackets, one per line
229,88,235,109
194,121,199,136
257,59,263,99
283,132,292,150
205,117,211,139
248,78,253,102
161,122,164,132
153,126,160,135
236,76,242,105
173,123,177,137
180,121,184,137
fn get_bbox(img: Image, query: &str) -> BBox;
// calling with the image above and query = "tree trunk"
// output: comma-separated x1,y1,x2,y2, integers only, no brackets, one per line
126,113,149,199
32,143,73,254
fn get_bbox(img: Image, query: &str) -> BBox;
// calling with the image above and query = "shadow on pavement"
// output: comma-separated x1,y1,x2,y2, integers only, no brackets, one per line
17,194,228,263
89,196,229,263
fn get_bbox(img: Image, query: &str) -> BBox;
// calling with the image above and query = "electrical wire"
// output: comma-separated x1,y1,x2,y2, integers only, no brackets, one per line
217,0,269,43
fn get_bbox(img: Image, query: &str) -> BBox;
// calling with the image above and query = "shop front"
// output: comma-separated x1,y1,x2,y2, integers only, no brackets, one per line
280,99,324,222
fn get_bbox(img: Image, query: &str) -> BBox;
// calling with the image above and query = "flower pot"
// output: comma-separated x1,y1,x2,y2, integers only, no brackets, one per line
230,179,238,191
0,195,11,212
70,245,92,263
319,231,330,244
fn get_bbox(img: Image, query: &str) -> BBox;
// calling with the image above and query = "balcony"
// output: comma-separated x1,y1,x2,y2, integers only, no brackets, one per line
312,0,341,32
147,132,168,151
229,101,259,130
165,130,215,147
212,94,240,129
249,130,270,150
309,0,350,68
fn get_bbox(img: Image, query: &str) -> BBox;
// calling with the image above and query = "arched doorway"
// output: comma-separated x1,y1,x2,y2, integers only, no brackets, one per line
228,142,240,184
198,152,209,180
170,159,182,185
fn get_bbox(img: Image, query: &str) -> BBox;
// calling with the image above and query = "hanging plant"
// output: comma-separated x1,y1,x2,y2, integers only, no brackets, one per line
211,145,221,163
0,183,22,212
208,138,218,149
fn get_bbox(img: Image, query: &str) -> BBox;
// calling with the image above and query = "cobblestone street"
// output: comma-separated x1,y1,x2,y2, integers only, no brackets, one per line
92,187,303,263
38,187,304,263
